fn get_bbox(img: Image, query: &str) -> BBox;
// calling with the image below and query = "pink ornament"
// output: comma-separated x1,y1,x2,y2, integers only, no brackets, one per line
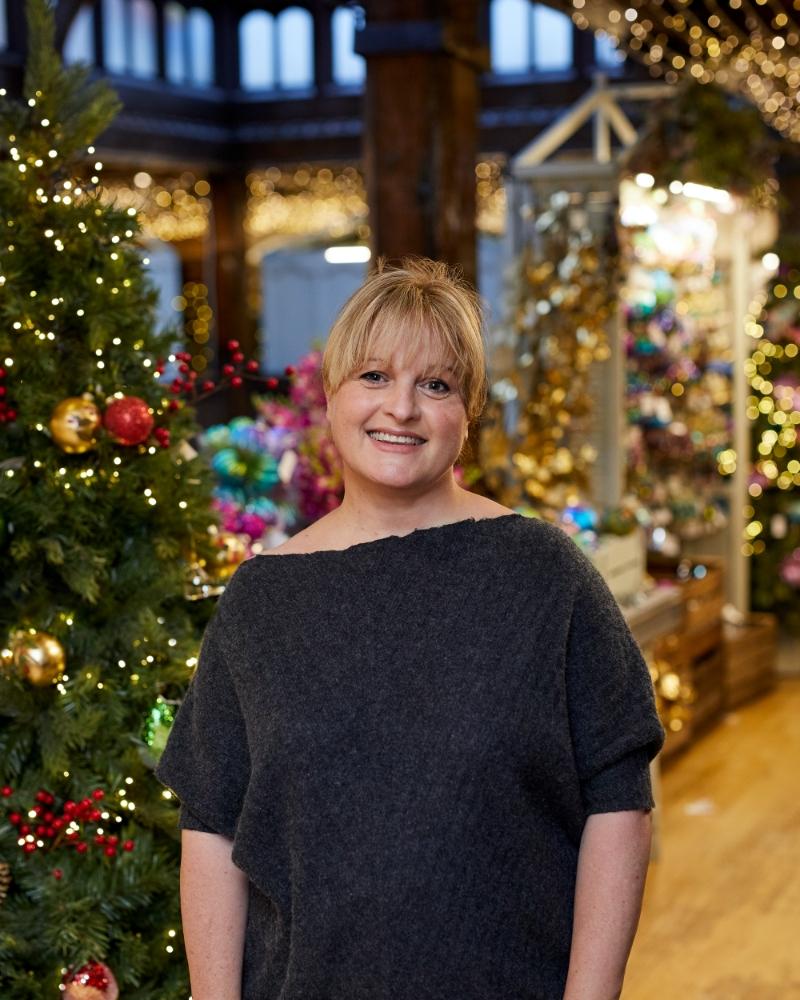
779,548,800,589
62,960,119,1000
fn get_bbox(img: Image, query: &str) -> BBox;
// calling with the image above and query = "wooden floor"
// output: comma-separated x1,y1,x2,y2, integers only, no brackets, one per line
624,679,800,999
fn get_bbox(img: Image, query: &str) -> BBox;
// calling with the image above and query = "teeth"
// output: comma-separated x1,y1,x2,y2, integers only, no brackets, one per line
368,431,424,445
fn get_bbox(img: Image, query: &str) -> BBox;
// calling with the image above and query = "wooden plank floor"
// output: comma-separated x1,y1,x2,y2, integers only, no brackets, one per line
624,679,800,999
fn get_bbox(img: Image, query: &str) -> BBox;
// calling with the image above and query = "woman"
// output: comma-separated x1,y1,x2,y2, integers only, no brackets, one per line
156,258,664,1000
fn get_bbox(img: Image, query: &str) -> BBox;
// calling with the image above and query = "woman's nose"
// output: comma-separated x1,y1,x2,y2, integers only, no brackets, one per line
383,378,419,421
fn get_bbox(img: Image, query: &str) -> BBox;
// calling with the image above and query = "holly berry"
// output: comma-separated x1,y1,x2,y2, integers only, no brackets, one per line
226,339,240,351
0,366,6,378
104,845,117,857
169,381,184,394
266,377,279,390
168,400,180,411
231,376,243,388
201,380,215,392
1,786,12,797
285,365,296,376
122,840,135,852
23,842,36,854
92,789,104,800
246,360,259,373
9,812,21,825
76,842,88,854
222,364,235,377
232,351,245,364
53,869,63,880
94,834,106,845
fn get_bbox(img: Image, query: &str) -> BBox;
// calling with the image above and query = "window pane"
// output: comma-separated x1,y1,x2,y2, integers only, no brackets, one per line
277,6,313,89
240,10,275,90
0,0,8,50
131,0,157,78
103,0,127,73
490,0,529,74
165,2,186,84
532,4,572,71
331,6,365,86
187,7,214,86
63,4,95,65
595,32,624,68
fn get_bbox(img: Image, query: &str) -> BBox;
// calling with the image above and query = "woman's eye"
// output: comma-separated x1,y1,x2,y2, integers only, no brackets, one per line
359,371,385,383
422,379,451,395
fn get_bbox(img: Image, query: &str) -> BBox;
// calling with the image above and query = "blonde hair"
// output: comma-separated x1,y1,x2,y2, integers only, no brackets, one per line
322,257,488,425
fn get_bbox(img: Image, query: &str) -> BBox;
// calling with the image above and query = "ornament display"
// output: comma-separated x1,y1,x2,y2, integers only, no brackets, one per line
480,188,617,513
10,630,65,686
49,397,101,454
62,960,119,1000
619,177,732,547
103,395,154,446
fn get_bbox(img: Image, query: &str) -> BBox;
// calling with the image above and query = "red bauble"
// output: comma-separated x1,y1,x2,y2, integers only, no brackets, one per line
62,960,119,1000
104,396,154,446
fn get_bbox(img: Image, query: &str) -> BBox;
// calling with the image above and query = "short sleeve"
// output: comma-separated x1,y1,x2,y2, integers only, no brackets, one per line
565,560,665,817
155,612,251,839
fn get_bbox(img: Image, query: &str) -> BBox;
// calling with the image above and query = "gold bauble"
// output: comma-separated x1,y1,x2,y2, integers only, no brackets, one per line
213,531,249,580
49,397,101,454
11,630,66,686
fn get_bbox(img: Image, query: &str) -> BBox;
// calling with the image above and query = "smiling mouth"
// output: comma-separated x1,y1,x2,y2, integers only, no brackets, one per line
367,431,426,446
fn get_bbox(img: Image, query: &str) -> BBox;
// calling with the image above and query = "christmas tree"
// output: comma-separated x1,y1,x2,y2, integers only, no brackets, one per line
746,243,800,634
0,3,216,995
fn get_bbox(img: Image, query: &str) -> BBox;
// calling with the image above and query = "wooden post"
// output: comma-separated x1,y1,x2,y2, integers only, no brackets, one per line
358,0,485,285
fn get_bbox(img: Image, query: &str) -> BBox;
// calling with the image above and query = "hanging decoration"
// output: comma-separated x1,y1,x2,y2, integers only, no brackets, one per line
621,82,777,206
9,630,66,687
62,960,119,1000
562,1,800,143
49,397,101,454
103,395,154,446
480,189,617,514
141,697,175,756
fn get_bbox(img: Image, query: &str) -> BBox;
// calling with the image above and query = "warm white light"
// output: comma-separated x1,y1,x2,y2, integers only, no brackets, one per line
762,252,780,272
679,181,732,207
634,173,655,189
324,246,371,264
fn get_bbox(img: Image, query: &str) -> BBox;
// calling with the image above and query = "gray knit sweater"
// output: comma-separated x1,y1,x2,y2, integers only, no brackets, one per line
155,513,664,1000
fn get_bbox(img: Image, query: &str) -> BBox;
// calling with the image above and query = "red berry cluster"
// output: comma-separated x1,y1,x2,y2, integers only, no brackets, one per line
160,340,264,405
2,786,135,875
0,366,17,424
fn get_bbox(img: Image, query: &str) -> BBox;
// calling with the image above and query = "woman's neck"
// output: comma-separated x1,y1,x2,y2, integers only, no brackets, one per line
325,476,475,545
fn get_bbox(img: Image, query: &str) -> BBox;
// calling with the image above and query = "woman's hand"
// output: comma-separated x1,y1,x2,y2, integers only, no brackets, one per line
562,809,653,1000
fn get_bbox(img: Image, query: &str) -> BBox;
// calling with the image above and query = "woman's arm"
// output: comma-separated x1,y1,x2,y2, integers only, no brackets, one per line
180,828,249,1000
562,809,653,1000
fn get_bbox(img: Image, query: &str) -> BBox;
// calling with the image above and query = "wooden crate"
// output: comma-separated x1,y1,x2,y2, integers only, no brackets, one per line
723,613,778,709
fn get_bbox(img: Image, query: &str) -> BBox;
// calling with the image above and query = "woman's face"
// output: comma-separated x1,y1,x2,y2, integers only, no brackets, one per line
326,335,468,494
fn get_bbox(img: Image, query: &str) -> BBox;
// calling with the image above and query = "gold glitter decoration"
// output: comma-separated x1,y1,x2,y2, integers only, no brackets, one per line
480,189,616,513
100,172,211,242
560,1,800,143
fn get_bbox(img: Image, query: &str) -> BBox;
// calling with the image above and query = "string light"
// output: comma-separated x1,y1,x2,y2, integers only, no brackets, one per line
562,0,800,141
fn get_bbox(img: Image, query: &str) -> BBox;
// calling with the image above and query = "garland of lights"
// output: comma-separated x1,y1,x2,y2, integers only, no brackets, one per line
557,0,800,142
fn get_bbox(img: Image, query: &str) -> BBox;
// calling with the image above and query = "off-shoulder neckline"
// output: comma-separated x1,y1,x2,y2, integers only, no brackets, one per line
253,512,525,561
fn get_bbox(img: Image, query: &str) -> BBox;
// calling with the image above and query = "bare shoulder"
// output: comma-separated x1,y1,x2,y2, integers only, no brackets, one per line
262,512,342,556
463,495,516,520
